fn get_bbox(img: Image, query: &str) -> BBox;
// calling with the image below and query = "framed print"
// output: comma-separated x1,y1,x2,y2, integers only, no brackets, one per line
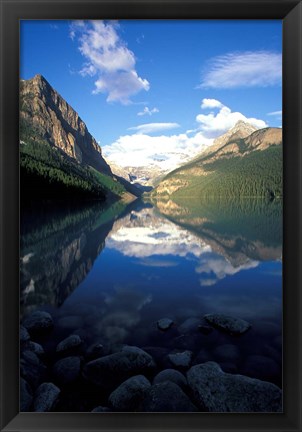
0,0,301,431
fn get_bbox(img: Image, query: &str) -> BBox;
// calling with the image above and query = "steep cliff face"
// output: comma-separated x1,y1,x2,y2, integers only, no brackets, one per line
20,74,111,174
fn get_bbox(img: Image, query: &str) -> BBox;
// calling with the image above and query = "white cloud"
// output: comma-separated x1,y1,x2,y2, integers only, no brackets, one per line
200,51,282,89
103,131,213,169
267,110,282,117
128,122,180,135
70,20,149,104
104,99,266,170
196,100,267,137
201,98,223,109
137,107,159,116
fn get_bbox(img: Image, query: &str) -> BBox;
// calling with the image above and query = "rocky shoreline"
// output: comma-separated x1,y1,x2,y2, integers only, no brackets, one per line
20,310,282,413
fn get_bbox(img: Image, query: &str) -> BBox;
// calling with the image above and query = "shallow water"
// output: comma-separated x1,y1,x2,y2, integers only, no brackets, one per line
20,197,282,390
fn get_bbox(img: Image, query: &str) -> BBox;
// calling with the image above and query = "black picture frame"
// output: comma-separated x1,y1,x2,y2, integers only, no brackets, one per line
0,0,301,431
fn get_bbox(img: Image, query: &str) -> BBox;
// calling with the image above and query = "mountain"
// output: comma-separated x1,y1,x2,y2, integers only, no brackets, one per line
20,74,140,201
153,123,282,199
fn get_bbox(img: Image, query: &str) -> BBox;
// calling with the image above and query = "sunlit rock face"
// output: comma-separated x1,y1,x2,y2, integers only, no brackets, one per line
20,74,111,174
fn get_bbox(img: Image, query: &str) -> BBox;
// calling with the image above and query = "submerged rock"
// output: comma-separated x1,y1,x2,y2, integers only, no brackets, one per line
91,406,111,412
109,375,151,411
20,378,33,411
20,350,46,388
83,345,156,388
20,326,30,343
56,334,82,354
142,382,197,412
22,311,53,336
168,351,193,368
86,343,106,360
33,382,60,412
153,369,187,389
187,362,282,412
178,318,200,334
27,341,44,356
204,314,251,335
53,356,81,386
157,318,174,331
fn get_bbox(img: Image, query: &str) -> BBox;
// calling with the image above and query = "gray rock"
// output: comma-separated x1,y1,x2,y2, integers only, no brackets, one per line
142,382,197,412
178,318,200,334
91,406,111,412
157,318,174,331
20,378,33,411
168,351,193,368
53,356,81,385
23,311,53,335
83,345,156,388
204,314,251,335
86,343,106,360
33,382,60,412
20,350,46,388
28,341,44,356
187,362,282,412
213,344,240,362
153,369,187,389
109,375,151,411
56,334,82,354
20,326,30,343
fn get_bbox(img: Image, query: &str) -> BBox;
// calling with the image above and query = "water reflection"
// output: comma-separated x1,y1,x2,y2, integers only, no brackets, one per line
20,200,130,315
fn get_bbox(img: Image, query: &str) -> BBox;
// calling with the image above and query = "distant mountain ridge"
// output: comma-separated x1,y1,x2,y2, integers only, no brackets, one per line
20,74,140,200
153,122,282,199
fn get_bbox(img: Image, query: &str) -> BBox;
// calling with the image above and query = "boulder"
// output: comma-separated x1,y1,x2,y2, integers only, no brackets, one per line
27,341,44,356
20,350,46,388
157,318,174,331
142,382,197,412
153,369,187,389
86,343,106,360
168,351,193,368
83,346,156,388
91,406,111,412
187,362,282,412
56,334,82,354
33,382,60,412
22,311,53,336
109,375,151,411
53,356,81,386
20,378,33,411
20,326,30,343
204,314,251,335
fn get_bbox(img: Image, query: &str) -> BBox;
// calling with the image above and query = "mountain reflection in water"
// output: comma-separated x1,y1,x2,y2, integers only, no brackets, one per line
20,197,282,387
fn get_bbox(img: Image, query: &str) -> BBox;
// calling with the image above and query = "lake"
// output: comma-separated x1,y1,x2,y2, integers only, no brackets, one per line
20,197,282,411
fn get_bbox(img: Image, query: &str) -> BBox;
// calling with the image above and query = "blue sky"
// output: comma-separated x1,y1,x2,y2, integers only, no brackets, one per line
20,20,282,168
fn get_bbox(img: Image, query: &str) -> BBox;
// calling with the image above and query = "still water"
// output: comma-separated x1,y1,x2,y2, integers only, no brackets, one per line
21,197,282,387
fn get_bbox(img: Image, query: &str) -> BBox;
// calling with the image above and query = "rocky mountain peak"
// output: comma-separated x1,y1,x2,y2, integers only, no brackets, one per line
202,121,258,158
20,74,111,174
